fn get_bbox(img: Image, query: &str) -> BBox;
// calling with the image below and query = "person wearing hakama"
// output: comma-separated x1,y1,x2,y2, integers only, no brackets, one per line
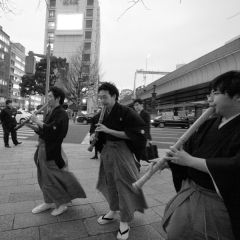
154,71,240,240
91,82,148,240
27,87,86,216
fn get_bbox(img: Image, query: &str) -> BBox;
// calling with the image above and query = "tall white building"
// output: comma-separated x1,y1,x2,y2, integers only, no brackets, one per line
43,0,100,113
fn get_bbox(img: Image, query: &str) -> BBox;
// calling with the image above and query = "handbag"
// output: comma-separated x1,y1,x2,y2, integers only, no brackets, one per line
141,142,159,162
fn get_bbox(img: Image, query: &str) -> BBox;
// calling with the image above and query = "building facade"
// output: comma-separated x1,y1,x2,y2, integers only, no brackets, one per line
44,0,101,113
0,26,10,107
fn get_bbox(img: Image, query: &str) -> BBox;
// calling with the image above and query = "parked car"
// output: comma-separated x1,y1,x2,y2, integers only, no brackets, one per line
76,113,95,125
151,115,192,128
15,109,32,124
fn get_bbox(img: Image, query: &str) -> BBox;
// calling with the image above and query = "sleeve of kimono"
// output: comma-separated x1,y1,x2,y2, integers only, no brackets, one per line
42,111,68,141
122,108,147,160
206,151,240,200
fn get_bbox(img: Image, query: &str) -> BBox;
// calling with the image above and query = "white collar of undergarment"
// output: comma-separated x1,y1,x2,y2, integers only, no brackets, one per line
218,112,240,129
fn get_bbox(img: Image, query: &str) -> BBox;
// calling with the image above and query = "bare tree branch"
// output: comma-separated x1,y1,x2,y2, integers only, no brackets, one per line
227,12,240,19
117,0,150,21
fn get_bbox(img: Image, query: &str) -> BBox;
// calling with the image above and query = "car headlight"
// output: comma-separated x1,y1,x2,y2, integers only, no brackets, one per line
150,120,154,123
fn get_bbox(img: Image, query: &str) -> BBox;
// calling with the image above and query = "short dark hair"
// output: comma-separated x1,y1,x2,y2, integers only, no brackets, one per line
6,99,12,105
133,98,143,105
49,86,65,105
209,71,240,98
98,82,119,101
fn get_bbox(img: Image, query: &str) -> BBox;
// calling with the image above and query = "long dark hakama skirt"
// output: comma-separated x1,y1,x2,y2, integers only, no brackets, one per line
162,179,235,240
96,140,148,222
34,139,86,208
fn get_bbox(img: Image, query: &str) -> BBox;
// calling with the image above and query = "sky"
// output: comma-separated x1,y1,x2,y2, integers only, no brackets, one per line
1,0,240,91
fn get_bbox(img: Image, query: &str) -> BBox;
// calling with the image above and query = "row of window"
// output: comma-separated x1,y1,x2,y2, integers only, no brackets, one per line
0,43,9,53
49,0,94,7
0,34,10,45
0,79,7,85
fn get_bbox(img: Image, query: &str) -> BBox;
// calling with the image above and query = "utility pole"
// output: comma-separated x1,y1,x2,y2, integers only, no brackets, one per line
25,43,51,117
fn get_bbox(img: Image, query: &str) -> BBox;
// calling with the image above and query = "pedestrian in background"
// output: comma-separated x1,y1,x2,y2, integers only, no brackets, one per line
0,99,22,148
89,106,102,159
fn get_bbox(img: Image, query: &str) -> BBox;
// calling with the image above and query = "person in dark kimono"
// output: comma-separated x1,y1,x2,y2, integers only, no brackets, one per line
0,100,22,148
133,98,152,167
89,107,102,159
154,71,240,240
91,82,148,240
26,87,86,216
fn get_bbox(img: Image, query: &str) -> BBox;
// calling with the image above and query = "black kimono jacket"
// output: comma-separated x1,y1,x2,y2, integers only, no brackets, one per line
36,105,69,169
94,102,147,160
169,115,240,239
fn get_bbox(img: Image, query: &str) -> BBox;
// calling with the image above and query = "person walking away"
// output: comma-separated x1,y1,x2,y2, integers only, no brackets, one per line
0,99,22,148
152,71,240,240
26,87,86,216
91,82,148,240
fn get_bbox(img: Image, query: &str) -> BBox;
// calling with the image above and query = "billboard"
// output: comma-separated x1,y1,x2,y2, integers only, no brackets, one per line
55,13,83,35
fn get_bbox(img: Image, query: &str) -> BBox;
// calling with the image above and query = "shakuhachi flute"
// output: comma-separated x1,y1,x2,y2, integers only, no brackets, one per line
14,103,48,131
132,107,215,191
87,105,107,152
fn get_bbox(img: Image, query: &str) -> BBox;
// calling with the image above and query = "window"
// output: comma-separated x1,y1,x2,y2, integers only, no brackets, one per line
83,54,90,61
10,67,14,73
85,20,93,28
48,32,54,40
84,42,91,50
83,65,90,73
49,10,55,18
86,9,93,17
11,60,15,66
50,0,56,7
48,21,55,29
87,0,94,6
85,31,92,39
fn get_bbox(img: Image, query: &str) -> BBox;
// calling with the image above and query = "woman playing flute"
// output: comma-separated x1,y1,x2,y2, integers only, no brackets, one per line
155,71,240,240
26,86,86,216
92,82,148,240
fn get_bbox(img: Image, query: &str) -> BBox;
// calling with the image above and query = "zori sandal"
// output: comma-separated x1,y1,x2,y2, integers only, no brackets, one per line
97,214,116,225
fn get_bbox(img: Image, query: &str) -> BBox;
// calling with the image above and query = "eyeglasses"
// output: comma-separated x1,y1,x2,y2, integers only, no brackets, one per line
207,91,220,99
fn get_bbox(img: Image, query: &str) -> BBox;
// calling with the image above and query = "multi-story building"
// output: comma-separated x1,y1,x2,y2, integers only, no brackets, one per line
0,26,10,107
43,0,101,113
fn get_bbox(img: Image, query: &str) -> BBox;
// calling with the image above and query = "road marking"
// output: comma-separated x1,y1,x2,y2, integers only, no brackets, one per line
152,137,179,139
0,134,28,139
151,133,178,135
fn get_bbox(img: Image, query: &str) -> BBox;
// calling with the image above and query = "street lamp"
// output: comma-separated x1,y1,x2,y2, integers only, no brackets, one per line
144,54,150,86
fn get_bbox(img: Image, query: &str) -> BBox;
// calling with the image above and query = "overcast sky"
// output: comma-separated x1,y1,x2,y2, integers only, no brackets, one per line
1,0,240,91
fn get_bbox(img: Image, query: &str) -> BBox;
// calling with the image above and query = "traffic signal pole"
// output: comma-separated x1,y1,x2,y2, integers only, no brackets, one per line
26,44,51,118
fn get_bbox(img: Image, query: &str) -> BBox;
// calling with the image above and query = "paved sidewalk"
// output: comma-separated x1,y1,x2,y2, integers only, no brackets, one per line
0,140,175,240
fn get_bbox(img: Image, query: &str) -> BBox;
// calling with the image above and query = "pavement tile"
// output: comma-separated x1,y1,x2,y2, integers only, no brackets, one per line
9,190,43,203
90,202,110,216
13,201,35,213
145,195,162,207
72,193,105,205
40,220,88,240
149,193,175,205
129,208,160,227
2,172,33,180
14,212,57,228
0,179,18,186
56,205,96,222
84,216,119,235
0,193,10,204
18,178,38,185
82,233,116,240
0,227,39,240
152,205,166,217
0,169,19,175
0,203,15,215
151,222,167,239
127,225,165,240
0,214,14,231
18,168,37,173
